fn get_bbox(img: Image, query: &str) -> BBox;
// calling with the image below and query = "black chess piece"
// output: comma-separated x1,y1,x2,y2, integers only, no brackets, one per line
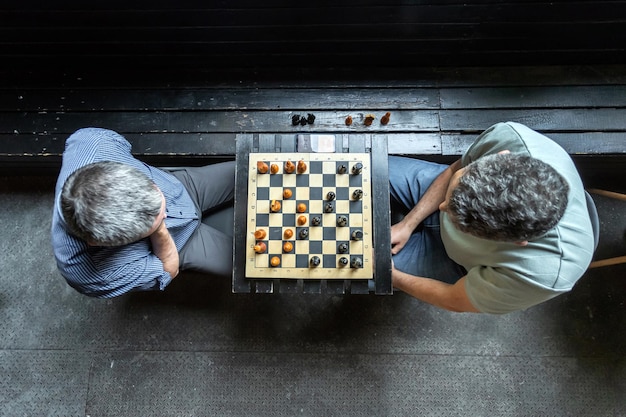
337,164,347,174
298,228,309,239
306,113,316,124
324,202,334,213
326,191,336,201
352,189,363,200
351,229,363,241
336,215,348,227
291,114,301,126
350,257,363,268
337,242,348,253
299,116,308,126
351,162,363,174
311,216,321,226
310,256,320,267
338,257,349,267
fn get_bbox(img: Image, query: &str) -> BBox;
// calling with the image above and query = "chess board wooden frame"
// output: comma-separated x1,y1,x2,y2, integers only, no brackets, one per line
245,152,374,279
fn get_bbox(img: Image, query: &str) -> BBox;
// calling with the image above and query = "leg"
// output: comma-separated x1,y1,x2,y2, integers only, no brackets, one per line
178,223,233,277
389,156,465,283
168,161,235,214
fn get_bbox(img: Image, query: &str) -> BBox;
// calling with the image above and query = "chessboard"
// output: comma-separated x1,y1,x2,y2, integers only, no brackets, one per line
245,152,374,279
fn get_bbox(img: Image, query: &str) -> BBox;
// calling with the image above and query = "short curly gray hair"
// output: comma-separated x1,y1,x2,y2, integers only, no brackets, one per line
448,154,569,242
61,161,163,246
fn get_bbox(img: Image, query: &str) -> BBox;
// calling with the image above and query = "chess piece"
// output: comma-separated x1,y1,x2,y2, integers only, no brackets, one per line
351,162,363,175
270,200,281,212
338,257,349,267
299,116,307,126
283,188,292,199
311,216,321,226
324,202,334,213
337,242,348,253
351,229,363,241
380,112,391,125
352,189,363,200
350,257,363,268
297,203,307,213
254,229,266,240
298,228,309,239
297,215,307,225
291,114,301,126
326,191,336,201
336,215,348,227
337,164,347,174
345,116,353,126
310,256,321,267
297,159,307,174
306,113,316,124
270,163,279,174
364,114,375,126
270,256,281,267
284,229,294,239
253,242,266,253
284,160,295,174
283,241,293,253
257,161,269,174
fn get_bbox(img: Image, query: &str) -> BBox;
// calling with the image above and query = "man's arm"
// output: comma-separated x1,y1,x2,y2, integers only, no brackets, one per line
150,221,180,278
392,267,479,313
391,159,462,254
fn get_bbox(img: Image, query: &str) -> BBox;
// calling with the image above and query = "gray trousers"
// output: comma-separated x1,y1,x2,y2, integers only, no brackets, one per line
167,161,236,277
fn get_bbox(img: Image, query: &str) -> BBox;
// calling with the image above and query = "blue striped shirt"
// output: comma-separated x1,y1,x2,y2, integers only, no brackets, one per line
51,128,199,297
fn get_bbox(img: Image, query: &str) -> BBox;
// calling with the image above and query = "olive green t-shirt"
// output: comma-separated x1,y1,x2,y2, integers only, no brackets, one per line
440,122,595,314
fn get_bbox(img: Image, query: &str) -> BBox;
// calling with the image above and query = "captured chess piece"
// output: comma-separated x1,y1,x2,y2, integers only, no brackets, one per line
350,257,363,269
380,111,391,125
310,256,321,267
338,257,349,267
351,229,363,241
311,216,321,226
352,189,363,200
306,113,316,124
364,114,376,126
298,228,309,239
284,160,296,174
291,114,301,126
352,162,363,175
326,191,336,201
257,161,269,174
336,215,348,227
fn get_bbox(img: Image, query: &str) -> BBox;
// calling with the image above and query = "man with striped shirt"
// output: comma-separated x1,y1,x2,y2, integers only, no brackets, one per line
51,128,235,298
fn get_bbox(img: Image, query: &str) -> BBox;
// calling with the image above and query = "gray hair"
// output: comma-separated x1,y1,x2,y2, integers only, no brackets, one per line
448,154,569,242
61,161,163,246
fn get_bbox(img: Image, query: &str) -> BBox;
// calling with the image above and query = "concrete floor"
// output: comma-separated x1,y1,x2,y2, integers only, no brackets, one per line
1,175,624,417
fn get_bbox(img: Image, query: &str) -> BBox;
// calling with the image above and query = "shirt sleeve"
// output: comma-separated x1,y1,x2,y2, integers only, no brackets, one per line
462,122,532,167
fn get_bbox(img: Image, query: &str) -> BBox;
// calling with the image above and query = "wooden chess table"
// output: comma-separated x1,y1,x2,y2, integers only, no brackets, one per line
233,134,392,295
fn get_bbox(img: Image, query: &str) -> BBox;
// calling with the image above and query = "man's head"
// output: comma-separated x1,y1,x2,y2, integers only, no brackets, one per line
61,161,164,246
441,153,569,242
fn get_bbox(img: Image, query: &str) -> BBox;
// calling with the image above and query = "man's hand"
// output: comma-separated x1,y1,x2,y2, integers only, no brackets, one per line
150,221,180,278
390,219,413,255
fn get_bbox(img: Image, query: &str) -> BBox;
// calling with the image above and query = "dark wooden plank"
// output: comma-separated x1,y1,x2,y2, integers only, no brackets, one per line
1,110,441,135
232,134,253,293
439,108,626,132
0,88,439,112
441,86,626,109
442,132,626,156
371,135,392,295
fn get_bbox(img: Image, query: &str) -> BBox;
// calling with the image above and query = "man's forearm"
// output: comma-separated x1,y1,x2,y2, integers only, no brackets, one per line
402,159,462,229
150,222,180,278
392,268,478,313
